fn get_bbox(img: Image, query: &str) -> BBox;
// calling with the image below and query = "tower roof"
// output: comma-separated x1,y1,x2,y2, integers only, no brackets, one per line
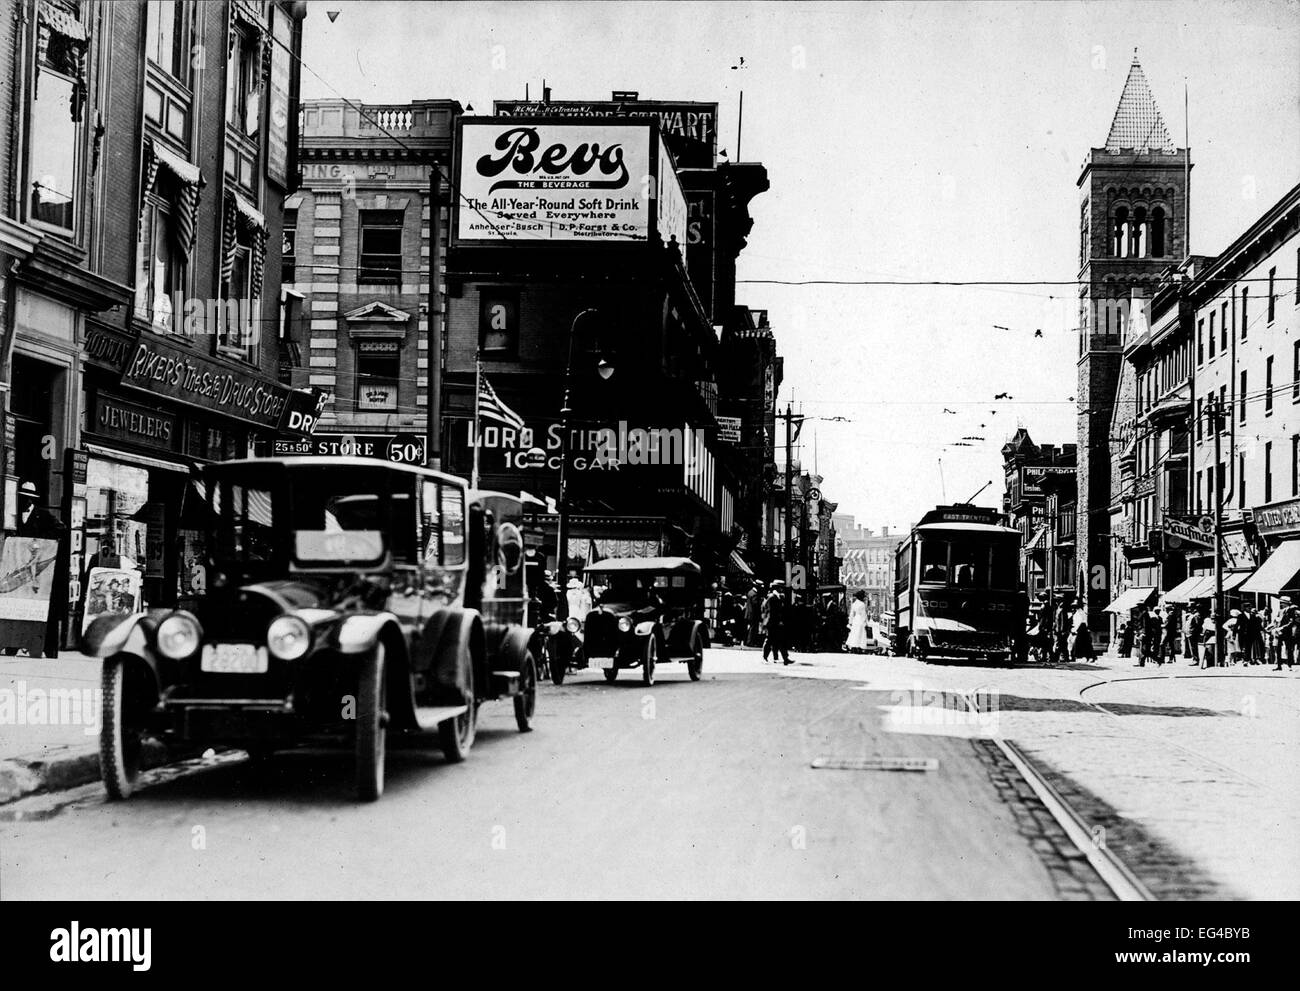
1104,55,1174,153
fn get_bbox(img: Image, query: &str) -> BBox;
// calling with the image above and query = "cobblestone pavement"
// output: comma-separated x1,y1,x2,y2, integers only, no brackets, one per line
712,646,1299,899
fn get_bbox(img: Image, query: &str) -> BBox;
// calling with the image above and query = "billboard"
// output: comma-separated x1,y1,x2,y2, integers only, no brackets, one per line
456,118,653,244
658,139,688,261
493,100,718,168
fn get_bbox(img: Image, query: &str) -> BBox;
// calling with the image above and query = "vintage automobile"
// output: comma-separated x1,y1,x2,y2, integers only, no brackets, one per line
84,457,538,803
577,557,708,685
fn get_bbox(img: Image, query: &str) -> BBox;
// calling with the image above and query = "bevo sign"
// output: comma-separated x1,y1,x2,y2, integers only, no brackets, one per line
456,118,652,243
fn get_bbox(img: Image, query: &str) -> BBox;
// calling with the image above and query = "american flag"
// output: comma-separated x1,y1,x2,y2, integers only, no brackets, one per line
478,375,525,431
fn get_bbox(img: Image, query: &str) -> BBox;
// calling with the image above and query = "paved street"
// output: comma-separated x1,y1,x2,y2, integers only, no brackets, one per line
3,647,1292,900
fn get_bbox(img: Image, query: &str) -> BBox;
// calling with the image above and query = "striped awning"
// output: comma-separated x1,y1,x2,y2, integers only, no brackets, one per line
1241,540,1300,596
1164,574,1213,603
1104,586,1155,613
728,550,754,576
142,140,203,265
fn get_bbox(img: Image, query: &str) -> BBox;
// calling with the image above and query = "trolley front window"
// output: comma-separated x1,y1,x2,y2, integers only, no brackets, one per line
918,534,1018,590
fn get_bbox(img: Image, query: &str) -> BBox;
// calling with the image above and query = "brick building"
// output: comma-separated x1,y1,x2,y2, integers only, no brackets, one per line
1075,54,1189,643
281,97,460,455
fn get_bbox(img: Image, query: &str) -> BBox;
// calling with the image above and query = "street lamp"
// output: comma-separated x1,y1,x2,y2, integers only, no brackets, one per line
555,308,611,616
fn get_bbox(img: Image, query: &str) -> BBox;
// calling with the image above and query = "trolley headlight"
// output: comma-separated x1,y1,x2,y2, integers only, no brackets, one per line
156,612,202,660
565,616,582,634
617,616,633,634
267,614,311,661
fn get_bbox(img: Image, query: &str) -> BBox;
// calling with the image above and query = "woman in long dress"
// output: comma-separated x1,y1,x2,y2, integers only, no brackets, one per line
846,590,871,653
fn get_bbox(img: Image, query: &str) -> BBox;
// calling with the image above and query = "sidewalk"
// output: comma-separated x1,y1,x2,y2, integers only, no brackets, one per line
0,652,108,803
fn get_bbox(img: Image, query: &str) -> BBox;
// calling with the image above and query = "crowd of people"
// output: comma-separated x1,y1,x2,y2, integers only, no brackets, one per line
1115,598,1298,670
714,583,880,660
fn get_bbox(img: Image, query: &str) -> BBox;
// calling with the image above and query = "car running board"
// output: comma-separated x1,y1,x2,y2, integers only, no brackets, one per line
413,705,469,731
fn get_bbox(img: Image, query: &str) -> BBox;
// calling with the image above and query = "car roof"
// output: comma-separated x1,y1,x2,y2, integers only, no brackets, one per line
584,556,701,575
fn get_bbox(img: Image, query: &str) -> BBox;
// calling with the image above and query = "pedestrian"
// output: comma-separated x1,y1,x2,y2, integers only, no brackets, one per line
1071,601,1096,662
761,579,792,665
1116,619,1133,658
1140,606,1162,667
1053,594,1074,665
846,590,871,653
744,582,763,647
1183,606,1200,664
1162,604,1181,664
1225,609,1243,665
823,595,845,652
1277,597,1299,670
565,577,592,620
1199,610,1217,668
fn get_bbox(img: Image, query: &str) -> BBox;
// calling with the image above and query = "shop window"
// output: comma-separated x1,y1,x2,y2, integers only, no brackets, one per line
479,289,519,355
356,341,400,411
145,0,190,83
358,210,404,284
135,191,185,331
225,25,260,136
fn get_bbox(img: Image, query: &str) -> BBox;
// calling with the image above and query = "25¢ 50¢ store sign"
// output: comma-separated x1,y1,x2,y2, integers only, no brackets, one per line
456,120,653,243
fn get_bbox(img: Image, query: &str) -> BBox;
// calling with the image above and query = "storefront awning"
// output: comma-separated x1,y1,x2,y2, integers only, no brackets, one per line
1221,571,1252,593
1104,586,1155,613
84,443,193,475
1025,526,1048,552
1164,574,1212,603
1241,539,1300,595
728,549,754,576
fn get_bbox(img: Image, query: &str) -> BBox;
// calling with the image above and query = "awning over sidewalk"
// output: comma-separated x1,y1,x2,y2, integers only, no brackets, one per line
728,550,754,576
1241,539,1300,595
1104,586,1155,613
1164,575,1210,603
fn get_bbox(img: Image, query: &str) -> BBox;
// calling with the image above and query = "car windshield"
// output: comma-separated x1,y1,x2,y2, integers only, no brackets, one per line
208,464,416,568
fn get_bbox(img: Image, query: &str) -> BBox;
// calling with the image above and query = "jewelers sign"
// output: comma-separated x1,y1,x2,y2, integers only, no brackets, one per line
456,118,652,243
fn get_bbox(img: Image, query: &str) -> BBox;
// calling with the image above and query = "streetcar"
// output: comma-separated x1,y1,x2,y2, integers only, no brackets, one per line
882,505,1027,664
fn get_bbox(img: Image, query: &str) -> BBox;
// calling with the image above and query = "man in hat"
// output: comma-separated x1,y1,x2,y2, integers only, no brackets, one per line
762,579,792,665
565,576,592,620
1052,592,1074,665
745,581,764,647
1277,597,1299,670
15,481,64,540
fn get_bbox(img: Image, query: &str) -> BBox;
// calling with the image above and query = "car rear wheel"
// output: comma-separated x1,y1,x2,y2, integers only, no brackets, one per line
642,637,657,686
687,634,703,681
100,657,143,801
355,643,387,802
514,651,537,732
438,653,477,762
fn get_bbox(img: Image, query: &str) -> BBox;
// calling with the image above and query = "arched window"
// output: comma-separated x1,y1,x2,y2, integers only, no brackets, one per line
1150,207,1166,258
1112,207,1129,257
1132,207,1147,257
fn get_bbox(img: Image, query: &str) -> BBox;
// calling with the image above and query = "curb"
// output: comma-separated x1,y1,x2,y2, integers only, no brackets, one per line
0,740,171,805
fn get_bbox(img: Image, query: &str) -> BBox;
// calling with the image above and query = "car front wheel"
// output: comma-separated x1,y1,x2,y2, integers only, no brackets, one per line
514,651,537,732
100,656,144,801
355,643,387,802
687,634,703,681
642,637,657,686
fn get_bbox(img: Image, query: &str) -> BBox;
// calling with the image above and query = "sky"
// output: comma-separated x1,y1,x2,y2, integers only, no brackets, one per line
300,0,1300,531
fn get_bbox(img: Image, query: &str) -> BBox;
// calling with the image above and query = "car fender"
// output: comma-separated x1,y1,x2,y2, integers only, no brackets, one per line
80,613,163,702
335,611,401,655
493,624,533,674
427,608,485,705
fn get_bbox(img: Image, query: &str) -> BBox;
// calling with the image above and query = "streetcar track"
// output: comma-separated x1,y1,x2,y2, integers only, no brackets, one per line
959,689,1155,901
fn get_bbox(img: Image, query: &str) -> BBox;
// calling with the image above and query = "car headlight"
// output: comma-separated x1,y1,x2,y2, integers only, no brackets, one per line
565,616,582,634
617,616,633,633
156,612,201,660
267,614,311,661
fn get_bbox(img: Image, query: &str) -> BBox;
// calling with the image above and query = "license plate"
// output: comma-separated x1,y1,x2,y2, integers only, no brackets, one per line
201,643,268,674
592,656,615,670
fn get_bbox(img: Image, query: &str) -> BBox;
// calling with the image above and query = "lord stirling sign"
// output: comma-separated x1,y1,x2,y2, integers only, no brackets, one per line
455,117,670,244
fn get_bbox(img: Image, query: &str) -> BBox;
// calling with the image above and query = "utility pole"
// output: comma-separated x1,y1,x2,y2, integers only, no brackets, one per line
426,165,444,469
1211,396,1224,667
